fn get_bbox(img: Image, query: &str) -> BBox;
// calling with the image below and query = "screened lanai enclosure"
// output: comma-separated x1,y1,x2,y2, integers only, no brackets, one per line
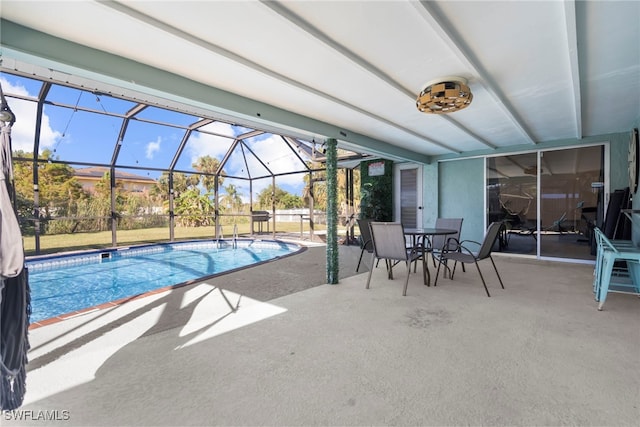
1,71,369,255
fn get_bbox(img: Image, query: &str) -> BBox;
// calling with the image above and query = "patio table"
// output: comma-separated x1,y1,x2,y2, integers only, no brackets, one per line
404,227,457,286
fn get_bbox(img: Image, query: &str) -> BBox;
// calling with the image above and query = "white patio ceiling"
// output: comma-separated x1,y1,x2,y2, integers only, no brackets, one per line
1,0,639,163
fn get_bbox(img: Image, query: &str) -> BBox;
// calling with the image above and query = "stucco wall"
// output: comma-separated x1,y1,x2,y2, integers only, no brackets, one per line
422,162,438,227
438,158,485,243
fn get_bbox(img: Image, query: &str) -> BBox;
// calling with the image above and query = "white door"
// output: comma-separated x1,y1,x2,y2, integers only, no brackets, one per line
394,163,423,228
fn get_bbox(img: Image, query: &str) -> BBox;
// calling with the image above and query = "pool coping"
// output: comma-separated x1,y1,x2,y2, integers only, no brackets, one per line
27,238,308,330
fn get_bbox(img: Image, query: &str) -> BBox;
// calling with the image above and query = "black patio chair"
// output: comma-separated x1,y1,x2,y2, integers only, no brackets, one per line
356,219,373,272
429,217,464,274
365,221,426,296
433,221,505,297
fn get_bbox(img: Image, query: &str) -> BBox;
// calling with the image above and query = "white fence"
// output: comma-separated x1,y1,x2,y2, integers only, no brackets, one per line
273,209,327,224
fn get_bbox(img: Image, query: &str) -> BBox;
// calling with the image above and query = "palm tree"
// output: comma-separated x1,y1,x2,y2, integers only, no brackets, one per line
221,183,243,213
151,171,198,203
192,155,224,193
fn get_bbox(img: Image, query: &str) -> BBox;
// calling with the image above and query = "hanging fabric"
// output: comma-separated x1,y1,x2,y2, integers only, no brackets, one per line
0,81,30,411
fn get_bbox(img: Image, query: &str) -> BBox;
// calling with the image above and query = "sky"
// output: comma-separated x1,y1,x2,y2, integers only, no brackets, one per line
1,74,311,201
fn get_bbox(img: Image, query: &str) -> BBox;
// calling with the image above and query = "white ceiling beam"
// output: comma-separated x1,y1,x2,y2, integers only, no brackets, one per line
439,115,497,149
260,0,494,151
98,0,456,153
1,24,430,164
563,0,583,140
413,0,537,145
260,0,411,97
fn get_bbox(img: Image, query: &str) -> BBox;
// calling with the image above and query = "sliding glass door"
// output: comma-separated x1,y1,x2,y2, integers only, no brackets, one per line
487,145,605,261
487,152,538,256
539,146,604,259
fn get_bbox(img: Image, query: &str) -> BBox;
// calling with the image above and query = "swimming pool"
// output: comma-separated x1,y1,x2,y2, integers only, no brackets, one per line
26,239,302,323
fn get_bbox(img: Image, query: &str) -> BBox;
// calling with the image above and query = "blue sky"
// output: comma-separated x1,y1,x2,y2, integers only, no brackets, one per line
1,74,310,200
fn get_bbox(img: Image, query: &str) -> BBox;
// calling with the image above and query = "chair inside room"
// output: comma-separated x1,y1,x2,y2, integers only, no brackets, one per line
544,212,568,233
365,222,426,296
356,218,374,272
429,217,464,273
433,221,505,297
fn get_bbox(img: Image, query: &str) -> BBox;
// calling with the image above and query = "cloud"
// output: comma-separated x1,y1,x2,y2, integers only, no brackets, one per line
0,77,61,153
241,134,309,187
213,133,310,198
0,77,311,200
146,137,161,159
187,132,232,162
185,127,310,199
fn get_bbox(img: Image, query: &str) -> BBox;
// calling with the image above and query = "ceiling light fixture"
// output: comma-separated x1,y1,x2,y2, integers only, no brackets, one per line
416,77,473,114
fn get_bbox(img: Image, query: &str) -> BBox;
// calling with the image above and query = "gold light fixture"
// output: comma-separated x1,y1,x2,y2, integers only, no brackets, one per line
416,77,473,114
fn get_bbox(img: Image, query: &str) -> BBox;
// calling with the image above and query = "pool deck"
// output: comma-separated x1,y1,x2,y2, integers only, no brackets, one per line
5,238,640,426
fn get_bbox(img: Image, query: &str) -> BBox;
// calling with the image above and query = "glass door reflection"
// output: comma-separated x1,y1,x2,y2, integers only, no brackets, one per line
539,146,603,260
487,153,538,256
486,145,603,261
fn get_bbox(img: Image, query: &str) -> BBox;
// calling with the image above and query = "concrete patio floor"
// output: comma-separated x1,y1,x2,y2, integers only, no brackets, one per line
5,241,639,426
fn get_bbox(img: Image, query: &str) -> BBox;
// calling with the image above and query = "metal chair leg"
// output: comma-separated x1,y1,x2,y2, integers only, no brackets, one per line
433,256,443,287
356,248,365,272
365,253,376,289
489,256,505,289
451,261,458,279
474,263,491,297
403,263,411,296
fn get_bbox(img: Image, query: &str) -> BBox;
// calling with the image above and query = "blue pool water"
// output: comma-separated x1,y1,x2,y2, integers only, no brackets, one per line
26,239,300,322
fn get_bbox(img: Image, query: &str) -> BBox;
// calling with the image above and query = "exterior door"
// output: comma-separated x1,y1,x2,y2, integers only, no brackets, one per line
539,146,605,260
395,163,423,228
486,144,605,261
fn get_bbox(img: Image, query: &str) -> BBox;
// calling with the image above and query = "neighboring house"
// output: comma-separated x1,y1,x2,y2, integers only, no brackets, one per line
74,167,156,196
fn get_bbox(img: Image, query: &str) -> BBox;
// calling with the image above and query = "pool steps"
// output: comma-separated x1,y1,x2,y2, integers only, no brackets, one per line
215,224,239,248
233,224,238,249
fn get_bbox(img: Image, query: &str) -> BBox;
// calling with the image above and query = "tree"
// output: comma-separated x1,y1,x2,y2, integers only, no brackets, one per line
11,150,35,201
149,155,226,227
151,171,198,203
220,183,243,213
12,150,88,233
279,192,304,209
302,163,326,210
302,165,361,217
174,188,215,227
192,155,224,193
256,184,303,210
149,155,225,220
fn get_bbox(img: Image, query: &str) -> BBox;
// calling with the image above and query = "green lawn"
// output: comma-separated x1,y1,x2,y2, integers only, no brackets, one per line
22,222,335,256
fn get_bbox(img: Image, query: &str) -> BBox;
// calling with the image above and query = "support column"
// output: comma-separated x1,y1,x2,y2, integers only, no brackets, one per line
169,173,175,241
110,166,117,247
33,95,46,255
271,176,276,239
326,138,339,284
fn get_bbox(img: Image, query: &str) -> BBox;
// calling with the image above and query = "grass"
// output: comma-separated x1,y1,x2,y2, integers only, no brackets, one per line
22,221,335,256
